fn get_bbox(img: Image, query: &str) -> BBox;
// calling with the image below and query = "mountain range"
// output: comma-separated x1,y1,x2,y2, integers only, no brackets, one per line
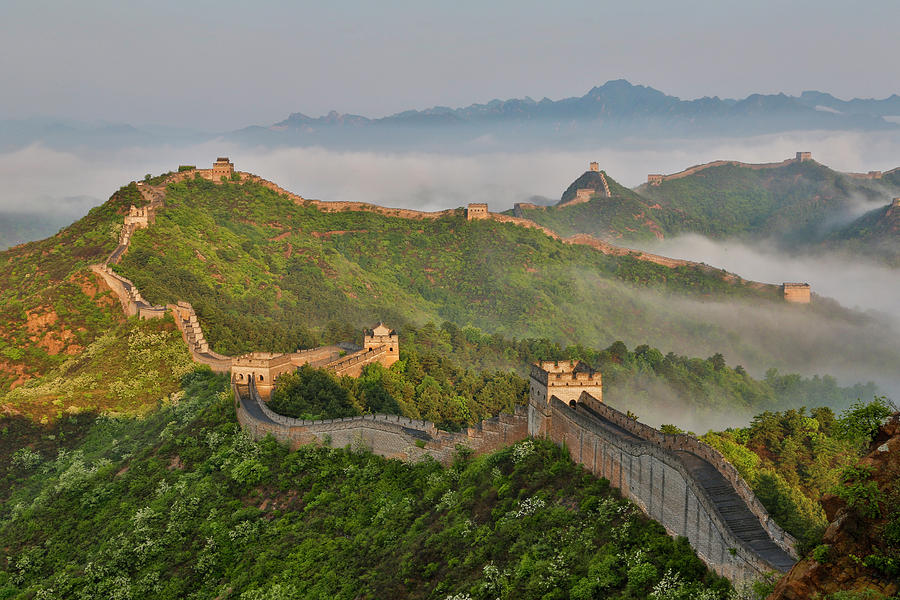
3,80,899,153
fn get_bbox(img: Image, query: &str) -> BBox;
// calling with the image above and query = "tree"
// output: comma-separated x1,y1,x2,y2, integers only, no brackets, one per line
838,396,896,450
268,365,359,420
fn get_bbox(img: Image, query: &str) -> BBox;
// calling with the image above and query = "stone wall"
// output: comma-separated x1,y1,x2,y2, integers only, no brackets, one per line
90,264,167,320
235,379,528,465
783,283,811,304
466,203,489,220
533,394,797,582
647,158,797,184
846,171,883,180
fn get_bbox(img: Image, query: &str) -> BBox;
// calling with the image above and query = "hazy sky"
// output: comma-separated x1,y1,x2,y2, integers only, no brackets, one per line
1,0,898,130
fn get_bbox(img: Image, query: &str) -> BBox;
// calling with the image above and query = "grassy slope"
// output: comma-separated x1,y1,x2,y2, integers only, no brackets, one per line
637,161,900,241
114,176,900,386
516,171,666,242
0,183,196,419
0,371,731,600
826,201,900,266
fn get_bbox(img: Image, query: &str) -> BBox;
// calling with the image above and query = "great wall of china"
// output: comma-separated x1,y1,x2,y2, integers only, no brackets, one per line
90,158,799,583
644,152,900,187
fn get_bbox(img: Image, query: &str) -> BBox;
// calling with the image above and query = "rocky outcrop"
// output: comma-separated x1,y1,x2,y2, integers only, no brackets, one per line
768,415,900,600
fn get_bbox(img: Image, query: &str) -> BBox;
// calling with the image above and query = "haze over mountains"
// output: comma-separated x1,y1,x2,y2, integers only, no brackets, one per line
3,80,900,153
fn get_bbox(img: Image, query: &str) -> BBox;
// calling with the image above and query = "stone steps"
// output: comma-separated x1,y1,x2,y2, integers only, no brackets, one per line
674,450,796,570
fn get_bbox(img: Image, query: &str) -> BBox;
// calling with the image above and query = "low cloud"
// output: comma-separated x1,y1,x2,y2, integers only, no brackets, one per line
2,129,900,217
641,234,900,320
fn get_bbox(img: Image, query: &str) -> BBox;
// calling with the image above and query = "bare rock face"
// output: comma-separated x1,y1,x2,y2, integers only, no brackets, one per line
768,415,900,600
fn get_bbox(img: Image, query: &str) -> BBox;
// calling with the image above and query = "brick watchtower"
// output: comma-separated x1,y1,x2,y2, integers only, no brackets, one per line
363,323,399,368
212,157,234,180
528,360,602,436
466,203,489,220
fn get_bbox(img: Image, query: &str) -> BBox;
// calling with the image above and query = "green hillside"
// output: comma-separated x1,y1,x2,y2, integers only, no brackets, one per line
2,173,893,424
106,175,900,388
514,170,665,241
0,370,734,600
637,161,900,241
115,176,763,354
826,200,900,266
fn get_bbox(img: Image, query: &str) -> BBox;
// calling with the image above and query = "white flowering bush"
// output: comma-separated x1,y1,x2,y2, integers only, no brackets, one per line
513,496,546,518
12,447,42,470
650,569,686,600
436,489,459,511
228,519,260,545
512,439,535,464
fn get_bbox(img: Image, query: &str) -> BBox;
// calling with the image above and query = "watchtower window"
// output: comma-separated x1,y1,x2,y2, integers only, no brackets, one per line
569,400,577,408
259,374,264,381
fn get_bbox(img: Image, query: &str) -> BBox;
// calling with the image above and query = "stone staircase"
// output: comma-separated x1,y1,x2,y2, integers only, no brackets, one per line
675,451,796,572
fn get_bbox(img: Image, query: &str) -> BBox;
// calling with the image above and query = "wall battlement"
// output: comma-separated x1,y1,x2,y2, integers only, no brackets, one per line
534,394,797,582
529,360,602,406
235,378,528,465
466,203,489,220
782,282,811,304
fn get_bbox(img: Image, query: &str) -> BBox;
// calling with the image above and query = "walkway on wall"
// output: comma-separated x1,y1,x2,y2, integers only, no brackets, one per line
234,383,276,425
674,451,796,572
578,401,796,573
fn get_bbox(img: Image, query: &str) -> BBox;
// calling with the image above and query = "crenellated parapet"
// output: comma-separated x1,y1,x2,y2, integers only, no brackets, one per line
234,378,528,465
527,365,798,582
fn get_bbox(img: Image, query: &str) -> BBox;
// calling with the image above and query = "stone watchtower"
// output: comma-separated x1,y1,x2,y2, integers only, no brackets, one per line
893,198,900,208
795,152,812,162
782,282,811,304
647,174,664,186
589,161,600,172
574,189,594,202
363,323,400,368
124,205,150,228
466,203,489,220
528,360,602,437
212,157,235,180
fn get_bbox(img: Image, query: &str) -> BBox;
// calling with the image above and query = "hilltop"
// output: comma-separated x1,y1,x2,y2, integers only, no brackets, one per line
827,198,900,266
516,155,899,266
511,165,665,241
635,155,900,243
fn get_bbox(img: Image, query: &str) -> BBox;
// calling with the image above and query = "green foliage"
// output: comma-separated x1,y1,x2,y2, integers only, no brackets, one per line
0,371,731,599
702,400,893,552
811,544,831,564
269,365,359,420
833,465,883,519
836,397,896,451
1,317,195,422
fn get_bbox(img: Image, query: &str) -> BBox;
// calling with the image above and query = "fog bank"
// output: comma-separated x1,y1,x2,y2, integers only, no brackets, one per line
641,235,900,322
3,129,900,219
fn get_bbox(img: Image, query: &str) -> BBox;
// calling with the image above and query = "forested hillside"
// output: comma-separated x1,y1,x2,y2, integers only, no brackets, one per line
0,370,733,600
110,175,900,387
636,161,900,241
513,170,665,241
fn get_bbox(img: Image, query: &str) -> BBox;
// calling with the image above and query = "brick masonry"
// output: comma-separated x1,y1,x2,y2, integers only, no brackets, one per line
529,388,798,583
235,378,528,465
